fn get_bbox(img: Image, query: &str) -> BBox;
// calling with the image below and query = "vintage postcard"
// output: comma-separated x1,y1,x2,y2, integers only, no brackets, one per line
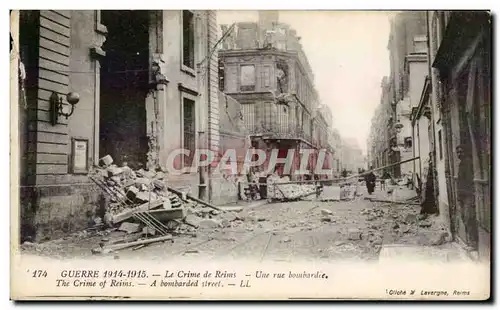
9,9,491,300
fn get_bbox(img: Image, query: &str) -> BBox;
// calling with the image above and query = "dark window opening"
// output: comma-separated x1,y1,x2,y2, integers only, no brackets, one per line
404,137,412,148
182,10,195,69
183,98,196,168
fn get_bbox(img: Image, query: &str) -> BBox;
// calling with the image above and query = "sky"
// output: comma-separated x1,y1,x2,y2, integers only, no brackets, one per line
217,11,394,154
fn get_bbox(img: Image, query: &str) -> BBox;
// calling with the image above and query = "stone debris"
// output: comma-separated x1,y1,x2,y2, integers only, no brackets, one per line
321,209,333,216
86,155,251,253
347,229,362,241
267,175,317,201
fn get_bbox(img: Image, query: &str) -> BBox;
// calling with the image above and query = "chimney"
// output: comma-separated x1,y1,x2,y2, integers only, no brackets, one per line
258,10,279,29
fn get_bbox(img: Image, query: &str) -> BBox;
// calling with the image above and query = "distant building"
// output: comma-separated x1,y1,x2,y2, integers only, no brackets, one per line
218,11,333,179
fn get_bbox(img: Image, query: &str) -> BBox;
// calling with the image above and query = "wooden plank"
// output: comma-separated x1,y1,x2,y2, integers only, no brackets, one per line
39,78,68,94
39,27,70,47
29,120,68,134
36,153,68,165
39,37,70,57
39,58,69,75
40,47,70,66
36,163,68,175
40,10,71,27
40,16,71,38
36,142,69,154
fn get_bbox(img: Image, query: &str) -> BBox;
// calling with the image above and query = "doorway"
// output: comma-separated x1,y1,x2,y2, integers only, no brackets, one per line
99,10,150,170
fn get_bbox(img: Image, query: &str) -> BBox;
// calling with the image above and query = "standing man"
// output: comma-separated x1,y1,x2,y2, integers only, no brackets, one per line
364,166,377,195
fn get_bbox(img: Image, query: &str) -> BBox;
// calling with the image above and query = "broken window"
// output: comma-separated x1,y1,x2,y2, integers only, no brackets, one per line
276,61,288,94
182,10,195,69
183,98,196,167
240,65,256,91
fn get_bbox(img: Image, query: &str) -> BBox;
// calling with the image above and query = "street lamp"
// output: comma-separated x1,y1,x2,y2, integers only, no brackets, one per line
50,91,80,126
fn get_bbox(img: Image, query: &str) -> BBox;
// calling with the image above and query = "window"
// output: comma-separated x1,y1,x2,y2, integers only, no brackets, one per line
438,130,443,160
262,66,271,88
182,10,195,70
218,58,225,90
240,65,255,91
404,137,412,149
413,35,428,53
183,98,196,167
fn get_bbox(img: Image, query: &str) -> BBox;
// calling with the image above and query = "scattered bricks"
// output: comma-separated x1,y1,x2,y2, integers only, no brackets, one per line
399,224,410,233
184,214,202,228
404,214,417,224
123,179,136,188
140,184,149,191
218,206,243,213
371,236,383,246
143,170,157,179
321,209,333,216
136,169,146,177
347,229,362,241
142,227,156,236
321,217,332,222
418,220,432,228
162,199,172,209
99,155,113,167
155,171,166,180
135,192,158,203
392,222,400,229
211,210,221,216
220,218,231,228
417,214,428,221
122,166,136,179
118,222,141,234
165,220,181,231
107,166,123,177
153,179,166,190
198,219,222,229
111,176,121,184
243,215,257,223
220,211,238,222
257,217,266,222
430,231,448,246
135,177,151,187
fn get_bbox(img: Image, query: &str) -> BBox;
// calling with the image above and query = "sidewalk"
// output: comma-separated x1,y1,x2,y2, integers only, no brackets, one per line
378,242,473,263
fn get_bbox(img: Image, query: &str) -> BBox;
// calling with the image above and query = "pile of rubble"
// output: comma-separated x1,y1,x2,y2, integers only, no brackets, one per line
267,175,317,201
89,155,246,254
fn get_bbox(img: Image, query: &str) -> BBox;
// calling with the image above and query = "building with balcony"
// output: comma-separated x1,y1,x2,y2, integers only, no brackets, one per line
218,11,324,179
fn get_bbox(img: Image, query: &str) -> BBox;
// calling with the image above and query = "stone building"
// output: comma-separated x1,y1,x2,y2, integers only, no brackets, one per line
386,11,428,179
13,10,221,241
218,11,328,179
430,11,491,261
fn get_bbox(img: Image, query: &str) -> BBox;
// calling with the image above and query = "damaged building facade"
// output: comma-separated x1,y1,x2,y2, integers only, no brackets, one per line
14,10,223,241
218,11,334,179
369,11,491,262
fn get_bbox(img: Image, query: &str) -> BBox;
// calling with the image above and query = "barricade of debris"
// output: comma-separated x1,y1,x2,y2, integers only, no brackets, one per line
89,155,245,254
266,175,317,201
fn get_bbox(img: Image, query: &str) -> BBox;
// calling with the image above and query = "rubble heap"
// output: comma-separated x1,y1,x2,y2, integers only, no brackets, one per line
267,175,316,200
89,155,246,254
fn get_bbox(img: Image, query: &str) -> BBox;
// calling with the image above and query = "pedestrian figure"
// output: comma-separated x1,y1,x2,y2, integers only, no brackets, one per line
364,166,377,195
